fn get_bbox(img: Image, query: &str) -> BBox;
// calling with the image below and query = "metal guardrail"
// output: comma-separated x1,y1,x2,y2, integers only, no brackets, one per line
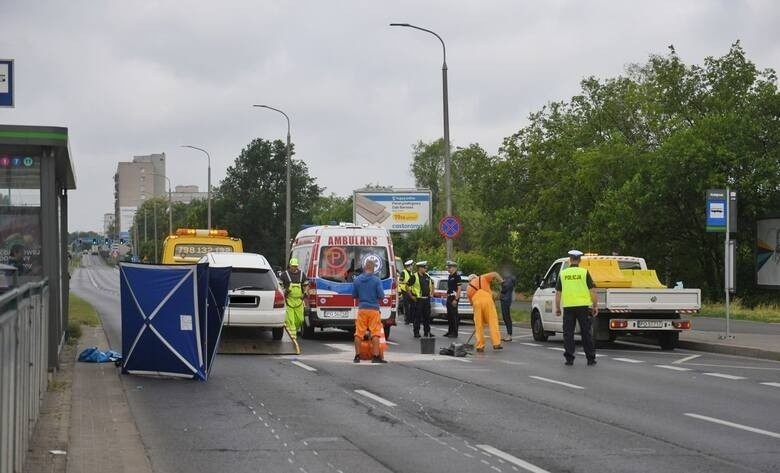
0,280,49,473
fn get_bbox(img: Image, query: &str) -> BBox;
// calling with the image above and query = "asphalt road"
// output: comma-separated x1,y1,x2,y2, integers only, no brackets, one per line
73,255,780,473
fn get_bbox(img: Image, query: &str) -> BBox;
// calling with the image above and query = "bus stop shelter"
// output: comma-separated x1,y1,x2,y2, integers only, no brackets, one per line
0,124,76,369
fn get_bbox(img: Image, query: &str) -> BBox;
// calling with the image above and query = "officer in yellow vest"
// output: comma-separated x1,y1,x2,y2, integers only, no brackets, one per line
398,259,414,324
408,261,435,338
280,257,308,339
555,250,598,366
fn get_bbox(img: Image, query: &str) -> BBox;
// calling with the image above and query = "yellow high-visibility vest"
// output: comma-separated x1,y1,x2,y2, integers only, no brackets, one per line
560,266,593,308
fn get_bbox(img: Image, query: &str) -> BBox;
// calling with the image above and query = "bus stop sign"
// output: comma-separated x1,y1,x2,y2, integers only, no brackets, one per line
439,215,462,240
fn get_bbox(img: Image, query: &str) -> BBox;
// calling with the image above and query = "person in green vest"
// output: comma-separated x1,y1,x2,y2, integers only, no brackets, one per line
555,250,598,366
408,261,434,338
280,257,308,339
398,259,414,324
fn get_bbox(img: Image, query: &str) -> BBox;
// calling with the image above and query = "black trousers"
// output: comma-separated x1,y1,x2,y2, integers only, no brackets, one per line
446,296,459,336
401,293,411,323
413,298,431,336
500,299,512,335
562,306,596,362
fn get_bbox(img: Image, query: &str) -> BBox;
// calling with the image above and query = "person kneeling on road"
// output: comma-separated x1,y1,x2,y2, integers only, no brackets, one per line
352,259,387,364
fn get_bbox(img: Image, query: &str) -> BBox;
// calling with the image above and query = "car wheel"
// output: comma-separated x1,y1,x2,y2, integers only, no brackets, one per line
531,310,548,341
383,324,391,340
658,332,679,350
272,327,284,341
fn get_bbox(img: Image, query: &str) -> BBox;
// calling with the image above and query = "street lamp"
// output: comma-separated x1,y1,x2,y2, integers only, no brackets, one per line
253,104,292,259
181,145,211,231
390,22,453,260
150,173,173,236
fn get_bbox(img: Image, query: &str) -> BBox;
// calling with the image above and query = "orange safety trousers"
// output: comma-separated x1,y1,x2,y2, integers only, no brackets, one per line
472,291,501,350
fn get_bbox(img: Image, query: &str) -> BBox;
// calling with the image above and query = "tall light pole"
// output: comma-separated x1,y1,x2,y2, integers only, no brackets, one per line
390,22,453,260
153,202,158,263
151,173,173,236
253,104,292,260
181,145,211,231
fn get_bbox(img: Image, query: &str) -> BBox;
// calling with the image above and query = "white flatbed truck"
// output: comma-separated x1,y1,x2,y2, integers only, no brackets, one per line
531,255,700,350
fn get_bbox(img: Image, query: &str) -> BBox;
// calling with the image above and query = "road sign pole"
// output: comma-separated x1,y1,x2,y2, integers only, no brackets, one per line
721,186,734,339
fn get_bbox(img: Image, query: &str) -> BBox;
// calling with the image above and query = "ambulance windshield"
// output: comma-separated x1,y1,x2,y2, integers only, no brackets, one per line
317,246,390,282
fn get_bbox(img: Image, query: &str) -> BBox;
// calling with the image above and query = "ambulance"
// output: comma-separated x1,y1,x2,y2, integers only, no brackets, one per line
289,223,398,338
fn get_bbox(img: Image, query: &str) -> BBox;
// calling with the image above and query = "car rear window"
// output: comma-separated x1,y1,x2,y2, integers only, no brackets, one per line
229,268,277,291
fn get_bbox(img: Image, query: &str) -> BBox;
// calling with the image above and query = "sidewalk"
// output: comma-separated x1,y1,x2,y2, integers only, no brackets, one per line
24,326,153,473
676,329,780,361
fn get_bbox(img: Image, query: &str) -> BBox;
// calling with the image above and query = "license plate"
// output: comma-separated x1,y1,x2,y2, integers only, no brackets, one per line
637,320,664,328
321,310,351,319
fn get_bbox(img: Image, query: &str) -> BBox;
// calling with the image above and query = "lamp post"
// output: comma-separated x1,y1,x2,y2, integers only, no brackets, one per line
390,22,453,260
181,145,211,231
253,104,292,259
150,173,173,236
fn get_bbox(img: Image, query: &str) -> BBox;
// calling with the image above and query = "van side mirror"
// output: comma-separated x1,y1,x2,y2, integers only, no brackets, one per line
533,274,541,288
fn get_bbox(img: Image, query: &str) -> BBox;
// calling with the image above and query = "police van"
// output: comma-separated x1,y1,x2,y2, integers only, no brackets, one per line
289,223,398,338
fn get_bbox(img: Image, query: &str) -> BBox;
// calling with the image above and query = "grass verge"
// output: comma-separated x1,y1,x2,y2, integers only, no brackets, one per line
67,293,100,342
698,300,780,323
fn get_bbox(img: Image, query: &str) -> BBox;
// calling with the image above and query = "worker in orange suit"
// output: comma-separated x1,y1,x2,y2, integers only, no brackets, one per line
466,272,504,352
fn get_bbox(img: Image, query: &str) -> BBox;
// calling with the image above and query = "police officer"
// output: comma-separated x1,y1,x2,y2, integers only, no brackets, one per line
555,250,598,366
398,259,415,324
442,260,462,338
408,261,434,338
280,257,308,340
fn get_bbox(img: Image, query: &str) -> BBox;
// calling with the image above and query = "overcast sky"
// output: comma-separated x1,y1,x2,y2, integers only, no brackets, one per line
2,0,778,232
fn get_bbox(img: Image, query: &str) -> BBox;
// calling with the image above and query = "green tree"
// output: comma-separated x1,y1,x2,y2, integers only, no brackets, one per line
311,193,353,225
214,138,322,266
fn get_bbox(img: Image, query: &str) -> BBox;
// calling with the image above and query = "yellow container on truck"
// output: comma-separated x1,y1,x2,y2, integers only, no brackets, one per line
161,229,243,264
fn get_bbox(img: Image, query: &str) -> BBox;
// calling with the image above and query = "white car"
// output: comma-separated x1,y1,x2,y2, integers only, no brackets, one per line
429,271,474,320
199,252,287,340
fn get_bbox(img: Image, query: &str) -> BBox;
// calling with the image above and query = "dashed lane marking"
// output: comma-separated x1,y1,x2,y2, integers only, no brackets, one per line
760,382,780,388
546,347,565,352
354,389,397,407
521,343,542,347
613,357,644,363
528,376,585,390
684,413,780,439
673,354,701,364
385,341,399,346
702,372,745,380
655,365,692,372
477,445,552,473
291,361,317,372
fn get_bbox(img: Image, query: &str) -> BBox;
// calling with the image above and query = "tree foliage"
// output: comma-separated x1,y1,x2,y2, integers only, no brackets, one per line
214,138,322,266
408,43,780,301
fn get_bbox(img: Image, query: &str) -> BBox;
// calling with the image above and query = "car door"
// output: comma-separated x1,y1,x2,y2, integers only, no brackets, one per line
538,262,563,332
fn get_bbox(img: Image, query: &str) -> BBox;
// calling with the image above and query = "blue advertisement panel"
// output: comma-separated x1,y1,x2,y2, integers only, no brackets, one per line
0,60,13,108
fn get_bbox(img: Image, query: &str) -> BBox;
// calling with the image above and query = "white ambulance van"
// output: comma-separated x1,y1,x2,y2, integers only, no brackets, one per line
289,223,398,339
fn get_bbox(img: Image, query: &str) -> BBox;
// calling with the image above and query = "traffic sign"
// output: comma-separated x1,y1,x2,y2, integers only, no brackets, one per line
438,215,462,239
0,59,14,108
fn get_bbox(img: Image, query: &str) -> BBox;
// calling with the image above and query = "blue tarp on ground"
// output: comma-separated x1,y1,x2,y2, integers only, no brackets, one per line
119,263,230,380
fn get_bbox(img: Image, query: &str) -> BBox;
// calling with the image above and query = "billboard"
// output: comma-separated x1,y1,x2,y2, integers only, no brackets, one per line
0,208,42,278
353,189,431,232
757,218,780,289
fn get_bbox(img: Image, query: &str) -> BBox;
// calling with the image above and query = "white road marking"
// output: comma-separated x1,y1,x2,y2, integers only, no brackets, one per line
546,347,565,352
673,354,701,364
477,445,552,473
324,343,353,352
521,343,542,347
760,382,780,388
291,361,317,372
684,413,780,439
86,269,99,289
702,372,745,380
613,357,644,364
655,365,692,372
578,352,606,357
354,389,397,407
385,341,399,346
529,376,585,390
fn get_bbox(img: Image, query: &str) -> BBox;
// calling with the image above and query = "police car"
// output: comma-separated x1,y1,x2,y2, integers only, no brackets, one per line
429,271,474,320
